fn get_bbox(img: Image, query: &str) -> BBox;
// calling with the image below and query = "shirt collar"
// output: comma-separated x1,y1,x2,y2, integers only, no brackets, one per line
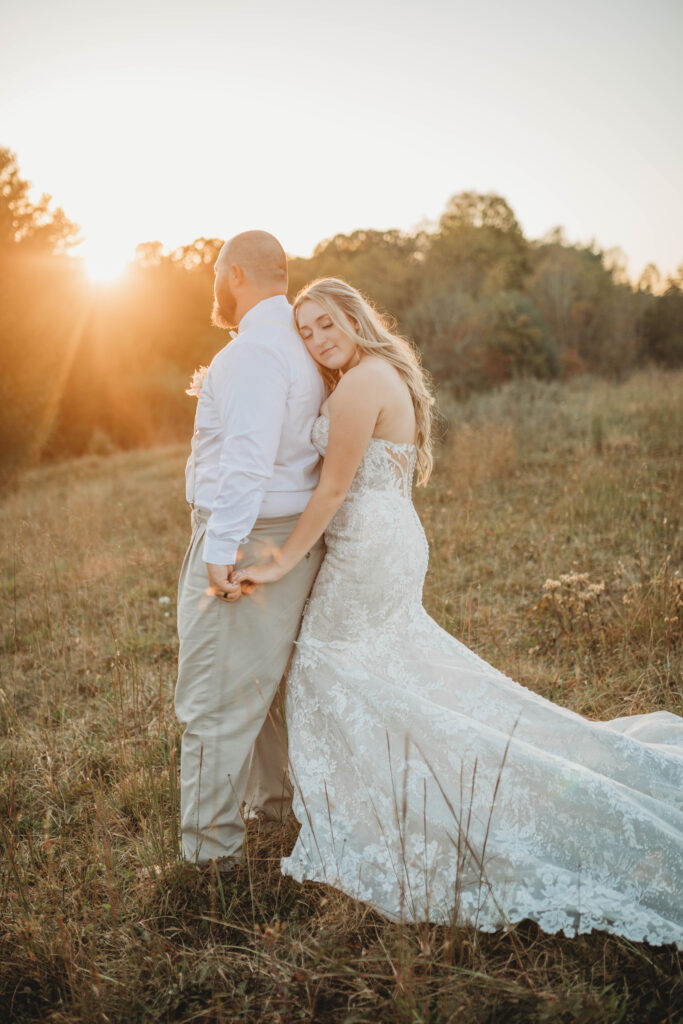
238,294,293,334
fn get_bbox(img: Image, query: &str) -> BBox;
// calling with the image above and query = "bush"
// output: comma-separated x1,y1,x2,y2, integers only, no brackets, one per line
404,289,558,394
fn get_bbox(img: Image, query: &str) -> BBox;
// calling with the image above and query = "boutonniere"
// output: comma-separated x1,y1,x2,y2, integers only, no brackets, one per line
185,366,209,398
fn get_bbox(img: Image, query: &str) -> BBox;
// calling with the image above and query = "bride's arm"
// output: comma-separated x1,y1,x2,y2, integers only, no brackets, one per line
231,365,382,586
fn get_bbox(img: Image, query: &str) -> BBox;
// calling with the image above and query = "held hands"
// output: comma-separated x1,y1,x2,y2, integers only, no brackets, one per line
206,564,242,603
230,556,286,589
207,551,289,604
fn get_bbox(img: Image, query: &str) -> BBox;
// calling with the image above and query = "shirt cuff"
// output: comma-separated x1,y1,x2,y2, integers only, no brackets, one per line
202,534,238,567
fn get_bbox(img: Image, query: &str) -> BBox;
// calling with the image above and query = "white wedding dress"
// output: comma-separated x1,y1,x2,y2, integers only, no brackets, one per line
280,414,683,946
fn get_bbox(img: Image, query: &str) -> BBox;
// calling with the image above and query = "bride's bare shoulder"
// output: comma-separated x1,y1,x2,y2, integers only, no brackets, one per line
327,359,407,425
323,360,389,427
338,356,398,391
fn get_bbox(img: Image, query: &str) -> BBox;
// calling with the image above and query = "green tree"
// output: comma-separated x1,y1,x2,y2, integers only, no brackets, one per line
636,263,662,295
424,191,530,299
481,290,559,383
0,149,84,467
637,270,683,367
403,288,557,394
289,229,422,322
526,239,638,375
0,147,79,256
134,240,165,267
169,237,224,272
401,288,485,395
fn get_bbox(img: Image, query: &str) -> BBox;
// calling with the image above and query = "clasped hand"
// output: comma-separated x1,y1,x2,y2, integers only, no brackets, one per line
230,558,285,589
206,564,242,603
206,555,286,604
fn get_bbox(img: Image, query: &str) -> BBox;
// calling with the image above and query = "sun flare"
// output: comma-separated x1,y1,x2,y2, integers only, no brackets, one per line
81,243,129,284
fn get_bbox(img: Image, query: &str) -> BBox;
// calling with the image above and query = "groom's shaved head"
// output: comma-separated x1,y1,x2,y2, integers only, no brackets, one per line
217,230,287,288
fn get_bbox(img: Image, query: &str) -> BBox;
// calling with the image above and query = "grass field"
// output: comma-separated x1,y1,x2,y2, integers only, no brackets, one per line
1,369,681,1023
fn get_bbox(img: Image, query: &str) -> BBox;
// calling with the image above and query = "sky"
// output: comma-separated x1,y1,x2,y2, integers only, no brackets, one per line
1,0,681,283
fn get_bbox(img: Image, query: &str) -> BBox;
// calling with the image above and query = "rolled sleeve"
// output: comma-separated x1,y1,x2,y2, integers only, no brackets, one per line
202,341,289,565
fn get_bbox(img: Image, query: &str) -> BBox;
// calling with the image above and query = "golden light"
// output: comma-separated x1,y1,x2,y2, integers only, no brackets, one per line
80,242,130,284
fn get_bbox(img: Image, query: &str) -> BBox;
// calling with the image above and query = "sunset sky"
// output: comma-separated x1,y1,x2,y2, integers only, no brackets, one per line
1,0,681,283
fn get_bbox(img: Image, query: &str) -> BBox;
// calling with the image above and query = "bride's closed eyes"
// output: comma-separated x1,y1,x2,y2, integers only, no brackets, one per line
296,298,360,374
298,318,332,340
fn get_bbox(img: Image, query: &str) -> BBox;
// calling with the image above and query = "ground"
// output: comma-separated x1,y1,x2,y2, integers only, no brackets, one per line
1,369,681,1022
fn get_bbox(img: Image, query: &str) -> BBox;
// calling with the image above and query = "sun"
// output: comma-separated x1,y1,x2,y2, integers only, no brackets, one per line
80,242,130,284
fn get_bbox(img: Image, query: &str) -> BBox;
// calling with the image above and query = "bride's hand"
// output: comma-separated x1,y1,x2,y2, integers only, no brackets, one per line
230,559,286,589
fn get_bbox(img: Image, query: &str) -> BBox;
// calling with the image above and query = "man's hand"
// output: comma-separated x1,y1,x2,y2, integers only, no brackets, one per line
206,563,242,603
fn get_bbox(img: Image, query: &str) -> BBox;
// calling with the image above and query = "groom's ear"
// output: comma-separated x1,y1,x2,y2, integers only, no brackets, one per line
230,263,246,287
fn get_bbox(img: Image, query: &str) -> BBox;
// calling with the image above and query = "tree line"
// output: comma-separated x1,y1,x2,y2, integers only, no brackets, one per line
1,147,681,469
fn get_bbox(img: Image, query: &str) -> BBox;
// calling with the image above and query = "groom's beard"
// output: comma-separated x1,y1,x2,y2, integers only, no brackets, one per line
211,277,238,330
211,297,237,331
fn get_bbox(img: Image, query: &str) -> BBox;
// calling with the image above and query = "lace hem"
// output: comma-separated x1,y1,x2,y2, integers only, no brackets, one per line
281,852,683,948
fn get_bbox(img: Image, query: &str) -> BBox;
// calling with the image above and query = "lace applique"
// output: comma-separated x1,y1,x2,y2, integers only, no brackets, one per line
312,415,417,502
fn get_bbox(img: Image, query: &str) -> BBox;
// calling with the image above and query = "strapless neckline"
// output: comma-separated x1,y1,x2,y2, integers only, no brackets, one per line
314,413,416,453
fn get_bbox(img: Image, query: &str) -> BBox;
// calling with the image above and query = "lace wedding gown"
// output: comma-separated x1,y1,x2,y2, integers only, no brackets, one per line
280,414,683,946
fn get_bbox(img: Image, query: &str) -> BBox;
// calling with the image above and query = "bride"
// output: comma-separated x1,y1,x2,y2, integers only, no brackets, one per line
231,278,683,946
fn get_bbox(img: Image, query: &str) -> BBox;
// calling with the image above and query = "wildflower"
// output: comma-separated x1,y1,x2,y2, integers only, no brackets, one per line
185,366,209,398
559,572,589,586
622,582,642,606
158,596,171,605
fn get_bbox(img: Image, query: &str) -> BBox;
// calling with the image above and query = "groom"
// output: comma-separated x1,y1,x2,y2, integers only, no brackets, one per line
174,230,325,868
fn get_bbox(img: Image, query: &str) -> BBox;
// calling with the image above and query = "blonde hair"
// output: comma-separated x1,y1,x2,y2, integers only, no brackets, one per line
293,277,435,485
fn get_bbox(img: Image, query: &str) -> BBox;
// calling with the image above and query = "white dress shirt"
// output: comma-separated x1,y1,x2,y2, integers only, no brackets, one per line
186,294,325,565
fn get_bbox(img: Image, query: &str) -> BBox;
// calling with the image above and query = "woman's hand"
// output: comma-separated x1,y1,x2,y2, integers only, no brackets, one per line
230,558,286,589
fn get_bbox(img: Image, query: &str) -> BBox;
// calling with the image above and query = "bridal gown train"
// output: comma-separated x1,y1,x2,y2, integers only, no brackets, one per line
280,415,683,946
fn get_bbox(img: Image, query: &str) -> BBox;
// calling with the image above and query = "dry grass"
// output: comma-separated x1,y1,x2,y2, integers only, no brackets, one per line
1,369,681,1023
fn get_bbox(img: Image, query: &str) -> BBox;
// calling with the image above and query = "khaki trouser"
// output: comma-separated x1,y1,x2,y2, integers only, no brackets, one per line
174,508,324,864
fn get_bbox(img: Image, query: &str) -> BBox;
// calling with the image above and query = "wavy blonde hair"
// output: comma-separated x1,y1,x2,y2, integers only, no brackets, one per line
293,277,435,485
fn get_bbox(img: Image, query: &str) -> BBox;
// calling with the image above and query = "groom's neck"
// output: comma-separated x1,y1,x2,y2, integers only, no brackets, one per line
236,288,287,326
